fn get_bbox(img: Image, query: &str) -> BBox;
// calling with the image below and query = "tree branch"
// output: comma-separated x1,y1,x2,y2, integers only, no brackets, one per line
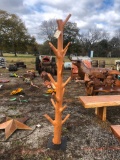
47,73,57,87
60,105,67,112
63,14,71,26
63,42,71,56
62,114,70,124
52,93,59,102
63,77,71,88
44,114,55,125
49,42,58,57
51,98,56,109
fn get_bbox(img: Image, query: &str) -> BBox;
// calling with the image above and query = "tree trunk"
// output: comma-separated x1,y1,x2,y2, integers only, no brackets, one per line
0,50,3,57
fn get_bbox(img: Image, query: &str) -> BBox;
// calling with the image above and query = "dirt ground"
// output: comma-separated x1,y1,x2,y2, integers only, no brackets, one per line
0,67,120,160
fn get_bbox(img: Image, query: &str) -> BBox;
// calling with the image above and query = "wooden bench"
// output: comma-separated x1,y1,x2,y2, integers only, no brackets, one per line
79,95,120,121
111,125,120,141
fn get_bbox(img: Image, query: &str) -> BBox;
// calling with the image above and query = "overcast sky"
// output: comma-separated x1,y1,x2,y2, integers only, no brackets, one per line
0,0,119,43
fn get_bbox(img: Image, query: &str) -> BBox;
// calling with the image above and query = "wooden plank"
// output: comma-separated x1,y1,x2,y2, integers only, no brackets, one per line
79,95,120,108
111,125,120,141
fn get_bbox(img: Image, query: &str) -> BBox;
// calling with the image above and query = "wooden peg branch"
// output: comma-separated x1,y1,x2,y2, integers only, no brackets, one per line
63,77,71,88
63,49,67,57
62,114,70,124
63,42,71,55
49,42,58,57
60,105,67,112
52,93,59,102
47,73,57,87
44,114,55,126
51,98,56,109
63,14,71,26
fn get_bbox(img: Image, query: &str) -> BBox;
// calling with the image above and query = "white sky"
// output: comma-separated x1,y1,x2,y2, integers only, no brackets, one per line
0,0,119,43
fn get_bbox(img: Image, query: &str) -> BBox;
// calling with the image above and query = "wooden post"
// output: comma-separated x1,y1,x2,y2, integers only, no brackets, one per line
95,107,107,121
44,14,71,149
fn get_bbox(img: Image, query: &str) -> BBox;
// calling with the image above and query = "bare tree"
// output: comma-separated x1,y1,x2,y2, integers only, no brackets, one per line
39,19,57,42
78,28,109,55
115,28,120,39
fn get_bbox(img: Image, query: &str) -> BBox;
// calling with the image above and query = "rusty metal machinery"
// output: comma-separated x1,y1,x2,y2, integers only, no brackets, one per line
35,55,57,75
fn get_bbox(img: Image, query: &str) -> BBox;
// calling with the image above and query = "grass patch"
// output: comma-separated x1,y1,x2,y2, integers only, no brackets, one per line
3,53,34,58
3,53,36,64
2,53,120,67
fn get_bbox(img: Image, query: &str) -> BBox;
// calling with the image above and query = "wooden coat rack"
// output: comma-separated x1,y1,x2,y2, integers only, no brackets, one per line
44,14,71,150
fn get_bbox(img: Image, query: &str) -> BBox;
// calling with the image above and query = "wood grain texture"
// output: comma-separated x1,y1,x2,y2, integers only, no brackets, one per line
111,125,120,141
79,95,120,108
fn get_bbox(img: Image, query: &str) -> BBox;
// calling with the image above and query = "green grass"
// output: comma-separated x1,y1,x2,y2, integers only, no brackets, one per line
3,53,34,58
3,53,36,64
2,53,120,67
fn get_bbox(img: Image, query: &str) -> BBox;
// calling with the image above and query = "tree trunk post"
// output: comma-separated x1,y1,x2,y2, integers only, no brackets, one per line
44,14,71,150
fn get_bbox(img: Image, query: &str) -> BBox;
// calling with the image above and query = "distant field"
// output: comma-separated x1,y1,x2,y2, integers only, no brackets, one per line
3,53,35,64
2,53,120,68
92,57,120,65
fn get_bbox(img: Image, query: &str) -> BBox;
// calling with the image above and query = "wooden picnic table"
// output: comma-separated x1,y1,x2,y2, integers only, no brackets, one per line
79,95,120,141
79,95,120,121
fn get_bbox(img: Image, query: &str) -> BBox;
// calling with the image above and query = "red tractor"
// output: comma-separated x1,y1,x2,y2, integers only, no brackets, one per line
35,55,57,75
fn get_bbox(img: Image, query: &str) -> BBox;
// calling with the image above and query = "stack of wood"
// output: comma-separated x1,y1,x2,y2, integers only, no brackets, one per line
74,60,120,96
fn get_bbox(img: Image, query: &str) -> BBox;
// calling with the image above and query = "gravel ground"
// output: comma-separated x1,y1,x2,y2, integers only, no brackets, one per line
0,68,120,160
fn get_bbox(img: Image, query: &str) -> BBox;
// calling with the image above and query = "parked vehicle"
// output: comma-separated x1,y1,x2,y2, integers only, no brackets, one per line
115,60,120,71
35,55,57,75
64,62,72,70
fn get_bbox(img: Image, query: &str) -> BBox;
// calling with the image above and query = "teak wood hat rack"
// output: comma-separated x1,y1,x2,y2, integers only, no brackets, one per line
44,14,71,150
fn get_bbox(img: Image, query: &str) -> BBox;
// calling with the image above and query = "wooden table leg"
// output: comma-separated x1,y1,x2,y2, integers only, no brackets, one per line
95,107,107,121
